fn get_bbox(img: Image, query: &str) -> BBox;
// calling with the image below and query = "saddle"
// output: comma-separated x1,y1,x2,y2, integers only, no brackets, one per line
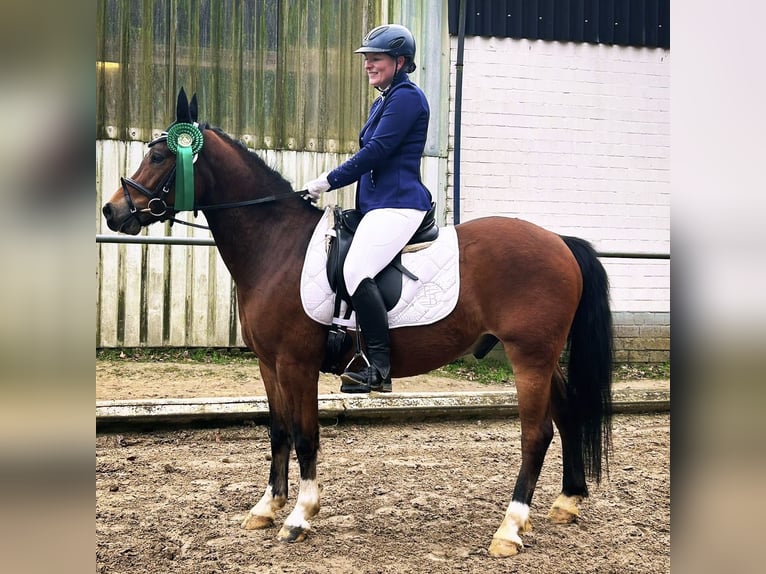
321,204,439,372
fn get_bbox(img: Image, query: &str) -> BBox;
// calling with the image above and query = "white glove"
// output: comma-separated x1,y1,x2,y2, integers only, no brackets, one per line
305,172,331,200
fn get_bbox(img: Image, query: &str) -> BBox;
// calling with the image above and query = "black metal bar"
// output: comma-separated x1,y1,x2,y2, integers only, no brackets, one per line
454,0,467,225
96,235,669,259
96,234,216,246
597,252,669,260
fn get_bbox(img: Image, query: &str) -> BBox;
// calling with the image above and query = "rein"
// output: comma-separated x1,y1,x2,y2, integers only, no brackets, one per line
166,191,310,230
197,191,309,211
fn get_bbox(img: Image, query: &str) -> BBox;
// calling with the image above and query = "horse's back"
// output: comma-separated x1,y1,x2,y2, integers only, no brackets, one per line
455,216,579,276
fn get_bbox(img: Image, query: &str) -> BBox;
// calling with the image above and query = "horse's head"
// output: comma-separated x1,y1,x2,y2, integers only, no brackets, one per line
102,88,203,235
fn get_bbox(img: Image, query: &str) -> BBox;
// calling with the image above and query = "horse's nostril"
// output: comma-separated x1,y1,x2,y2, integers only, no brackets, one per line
102,204,112,219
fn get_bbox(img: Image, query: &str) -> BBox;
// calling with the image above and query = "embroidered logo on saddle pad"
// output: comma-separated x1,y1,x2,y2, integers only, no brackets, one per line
300,208,460,328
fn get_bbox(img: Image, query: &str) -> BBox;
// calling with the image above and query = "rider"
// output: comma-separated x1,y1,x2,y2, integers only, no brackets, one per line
305,24,432,394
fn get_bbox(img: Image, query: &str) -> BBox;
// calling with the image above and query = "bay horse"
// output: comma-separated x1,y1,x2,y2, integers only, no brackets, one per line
101,89,613,557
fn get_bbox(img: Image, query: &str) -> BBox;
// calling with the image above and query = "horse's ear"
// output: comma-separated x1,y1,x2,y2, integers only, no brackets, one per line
189,93,198,123
176,87,191,123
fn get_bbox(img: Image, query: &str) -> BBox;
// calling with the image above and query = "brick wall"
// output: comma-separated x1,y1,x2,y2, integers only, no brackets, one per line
613,312,670,364
448,37,670,363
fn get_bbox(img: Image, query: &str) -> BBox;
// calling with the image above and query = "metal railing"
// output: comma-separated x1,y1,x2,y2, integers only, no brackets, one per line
95,235,670,259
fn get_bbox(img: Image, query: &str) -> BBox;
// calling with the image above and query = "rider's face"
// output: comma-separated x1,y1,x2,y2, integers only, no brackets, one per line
363,53,401,90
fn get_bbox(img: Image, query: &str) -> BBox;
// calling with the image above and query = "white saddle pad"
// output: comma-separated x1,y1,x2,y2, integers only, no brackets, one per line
300,208,460,329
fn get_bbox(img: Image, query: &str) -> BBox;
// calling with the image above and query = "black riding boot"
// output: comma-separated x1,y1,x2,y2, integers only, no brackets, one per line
340,278,393,393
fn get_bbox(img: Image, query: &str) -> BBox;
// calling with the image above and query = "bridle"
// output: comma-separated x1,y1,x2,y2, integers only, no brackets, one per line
119,128,309,231
119,132,183,225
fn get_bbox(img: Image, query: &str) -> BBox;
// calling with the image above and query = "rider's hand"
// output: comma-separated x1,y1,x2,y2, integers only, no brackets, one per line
305,172,331,200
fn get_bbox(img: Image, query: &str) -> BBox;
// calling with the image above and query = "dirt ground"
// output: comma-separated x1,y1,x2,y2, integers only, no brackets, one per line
96,360,670,573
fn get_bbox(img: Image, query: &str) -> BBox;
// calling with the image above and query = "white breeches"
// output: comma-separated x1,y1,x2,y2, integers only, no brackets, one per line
343,207,427,296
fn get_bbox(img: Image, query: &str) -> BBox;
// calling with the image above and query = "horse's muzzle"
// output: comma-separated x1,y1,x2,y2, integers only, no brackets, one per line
102,202,141,235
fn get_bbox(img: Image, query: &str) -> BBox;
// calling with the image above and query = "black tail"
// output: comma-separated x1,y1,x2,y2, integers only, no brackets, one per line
560,236,613,483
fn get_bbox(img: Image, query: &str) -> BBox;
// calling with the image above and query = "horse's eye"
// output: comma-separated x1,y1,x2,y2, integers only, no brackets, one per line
150,152,164,164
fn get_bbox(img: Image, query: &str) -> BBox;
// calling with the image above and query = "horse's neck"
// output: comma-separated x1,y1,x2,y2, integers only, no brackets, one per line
207,202,318,285
198,139,320,289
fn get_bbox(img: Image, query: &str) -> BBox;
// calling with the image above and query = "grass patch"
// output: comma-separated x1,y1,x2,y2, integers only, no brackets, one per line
436,358,670,385
97,347,257,365
97,348,669,383
435,358,514,385
615,361,670,380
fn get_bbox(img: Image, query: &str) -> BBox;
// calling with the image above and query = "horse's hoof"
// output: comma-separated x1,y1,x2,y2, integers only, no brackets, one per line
488,536,522,557
548,506,578,524
548,494,582,524
278,525,309,543
241,514,274,530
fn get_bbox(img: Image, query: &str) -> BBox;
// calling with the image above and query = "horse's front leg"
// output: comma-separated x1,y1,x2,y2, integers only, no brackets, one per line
242,362,290,530
489,367,554,557
275,360,321,543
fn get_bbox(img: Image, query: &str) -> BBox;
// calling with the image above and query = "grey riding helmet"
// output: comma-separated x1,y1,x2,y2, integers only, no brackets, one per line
355,24,416,73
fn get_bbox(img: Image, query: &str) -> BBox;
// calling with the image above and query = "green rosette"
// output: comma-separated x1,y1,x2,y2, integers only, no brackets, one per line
167,123,203,212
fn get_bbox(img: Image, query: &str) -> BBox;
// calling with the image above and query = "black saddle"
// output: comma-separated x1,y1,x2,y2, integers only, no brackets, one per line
321,203,439,372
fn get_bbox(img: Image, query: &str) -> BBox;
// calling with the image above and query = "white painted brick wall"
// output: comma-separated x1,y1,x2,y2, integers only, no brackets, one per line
449,37,670,313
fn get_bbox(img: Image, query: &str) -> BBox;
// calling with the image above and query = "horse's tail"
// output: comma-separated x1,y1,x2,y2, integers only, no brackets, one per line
560,236,613,484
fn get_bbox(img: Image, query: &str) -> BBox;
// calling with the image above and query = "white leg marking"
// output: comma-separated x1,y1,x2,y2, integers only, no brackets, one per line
283,479,321,531
248,485,286,520
495,501,530,547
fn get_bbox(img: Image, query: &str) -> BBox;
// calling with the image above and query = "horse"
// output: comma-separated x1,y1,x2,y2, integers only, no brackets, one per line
101,89,613,557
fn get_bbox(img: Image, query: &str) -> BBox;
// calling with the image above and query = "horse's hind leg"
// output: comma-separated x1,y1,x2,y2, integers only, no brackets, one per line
242,362,290,530
489,362,555,557
548,365,588,523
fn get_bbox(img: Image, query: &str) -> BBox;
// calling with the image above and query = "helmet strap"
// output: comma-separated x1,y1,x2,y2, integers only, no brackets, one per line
375,56,404,94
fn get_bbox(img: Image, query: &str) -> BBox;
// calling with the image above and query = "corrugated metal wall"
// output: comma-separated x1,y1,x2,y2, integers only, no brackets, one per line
97,0,379,151
447,0,670,48
96,0,450,348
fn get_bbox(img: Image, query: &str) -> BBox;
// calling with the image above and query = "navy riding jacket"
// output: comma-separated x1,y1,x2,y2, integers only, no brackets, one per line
326,73,432,213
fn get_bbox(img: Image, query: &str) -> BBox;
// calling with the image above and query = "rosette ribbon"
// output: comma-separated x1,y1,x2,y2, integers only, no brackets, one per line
166,122,204,212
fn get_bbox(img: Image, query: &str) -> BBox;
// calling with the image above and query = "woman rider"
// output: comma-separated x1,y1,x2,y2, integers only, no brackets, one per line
305,24,432,394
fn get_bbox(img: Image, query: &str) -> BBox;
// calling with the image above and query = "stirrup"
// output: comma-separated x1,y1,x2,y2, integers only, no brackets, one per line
340,345,371,393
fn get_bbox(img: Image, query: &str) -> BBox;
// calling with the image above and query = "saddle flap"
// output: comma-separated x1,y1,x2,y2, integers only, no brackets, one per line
326,207,355,293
